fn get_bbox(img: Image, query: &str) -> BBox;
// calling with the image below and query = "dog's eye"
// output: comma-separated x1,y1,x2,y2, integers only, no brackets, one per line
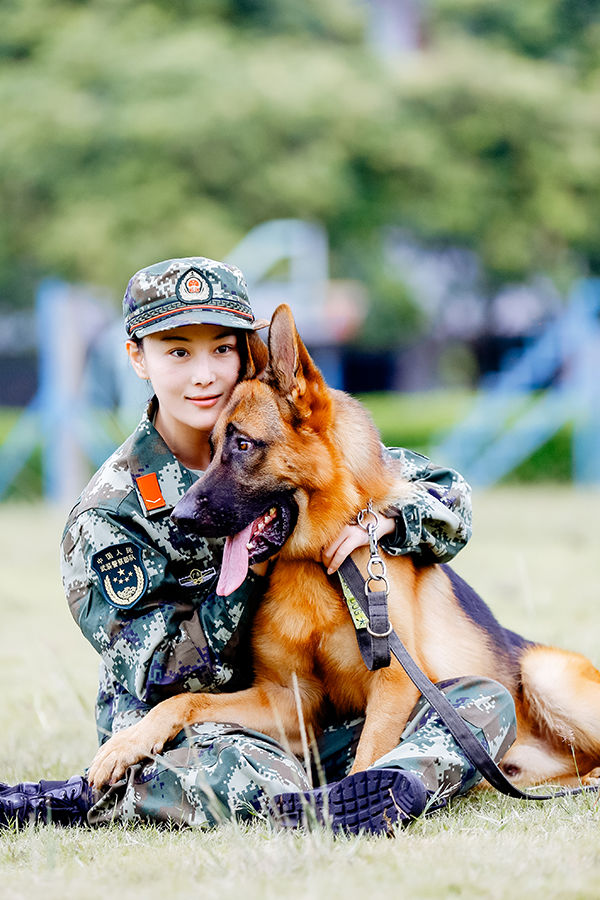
237,438,252,452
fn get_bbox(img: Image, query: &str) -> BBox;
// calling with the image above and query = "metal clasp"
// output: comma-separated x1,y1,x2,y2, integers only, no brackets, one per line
357,500,379,558
357,499,389,595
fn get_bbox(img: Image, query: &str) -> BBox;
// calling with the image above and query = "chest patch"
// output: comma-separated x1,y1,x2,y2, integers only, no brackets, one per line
178,566,217,588
91,543,149,610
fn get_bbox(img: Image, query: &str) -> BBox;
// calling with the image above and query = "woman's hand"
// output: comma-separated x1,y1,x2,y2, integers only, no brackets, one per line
249,512,396,578
321,513,396,575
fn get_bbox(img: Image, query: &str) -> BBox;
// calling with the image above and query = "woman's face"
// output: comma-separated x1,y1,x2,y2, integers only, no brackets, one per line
127,323,242,441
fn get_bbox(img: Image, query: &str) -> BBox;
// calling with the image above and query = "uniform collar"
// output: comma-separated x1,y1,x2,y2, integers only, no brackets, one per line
127,397,199,517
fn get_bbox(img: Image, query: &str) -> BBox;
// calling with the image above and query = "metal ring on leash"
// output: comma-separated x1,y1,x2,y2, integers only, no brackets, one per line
367,556,387,579
357,504,379,533
366,621,393,638
365,574,390,594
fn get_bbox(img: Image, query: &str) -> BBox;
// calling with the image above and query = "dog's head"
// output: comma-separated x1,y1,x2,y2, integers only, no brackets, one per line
172,304,390,594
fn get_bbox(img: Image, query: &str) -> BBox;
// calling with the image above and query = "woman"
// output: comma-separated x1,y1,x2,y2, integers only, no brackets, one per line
0,256,516,834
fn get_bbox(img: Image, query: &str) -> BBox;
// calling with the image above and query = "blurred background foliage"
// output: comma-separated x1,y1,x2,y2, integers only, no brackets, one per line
2,0,600,313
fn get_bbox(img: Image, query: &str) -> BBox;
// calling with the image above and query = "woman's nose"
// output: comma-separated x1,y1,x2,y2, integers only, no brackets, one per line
191,356,216,386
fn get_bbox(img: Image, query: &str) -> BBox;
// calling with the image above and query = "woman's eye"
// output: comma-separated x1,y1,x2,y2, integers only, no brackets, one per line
216,344,234,354
170,348,189,358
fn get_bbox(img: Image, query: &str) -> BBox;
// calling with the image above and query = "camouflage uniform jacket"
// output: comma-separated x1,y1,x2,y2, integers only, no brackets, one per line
61,400,472,744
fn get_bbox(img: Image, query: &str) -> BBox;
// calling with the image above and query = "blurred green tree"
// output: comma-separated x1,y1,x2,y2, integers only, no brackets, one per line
1,0,599,311
431,0,600,69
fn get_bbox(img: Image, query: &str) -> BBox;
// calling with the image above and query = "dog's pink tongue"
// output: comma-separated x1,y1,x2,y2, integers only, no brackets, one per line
217,522,254,596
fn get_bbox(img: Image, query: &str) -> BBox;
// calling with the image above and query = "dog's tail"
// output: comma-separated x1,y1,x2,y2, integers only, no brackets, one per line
520,645,600,756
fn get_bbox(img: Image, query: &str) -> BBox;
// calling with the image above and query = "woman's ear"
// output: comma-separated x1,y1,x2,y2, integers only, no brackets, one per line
126,340,149,380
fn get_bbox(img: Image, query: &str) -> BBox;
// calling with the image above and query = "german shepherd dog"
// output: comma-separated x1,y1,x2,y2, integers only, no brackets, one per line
89,305,600,792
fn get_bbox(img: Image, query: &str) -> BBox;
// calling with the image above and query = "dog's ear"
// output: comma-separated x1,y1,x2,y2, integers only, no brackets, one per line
264,304,331,425
239,331,269,380
265,304,304,397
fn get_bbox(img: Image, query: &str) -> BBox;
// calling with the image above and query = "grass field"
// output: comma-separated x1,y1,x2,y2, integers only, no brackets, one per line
1,489,600,899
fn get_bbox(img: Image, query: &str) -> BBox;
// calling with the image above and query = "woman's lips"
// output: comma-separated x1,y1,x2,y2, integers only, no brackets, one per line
187,395,222,408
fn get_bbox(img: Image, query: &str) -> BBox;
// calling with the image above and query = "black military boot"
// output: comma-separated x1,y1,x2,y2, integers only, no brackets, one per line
271,767,429,836
0,776,93,828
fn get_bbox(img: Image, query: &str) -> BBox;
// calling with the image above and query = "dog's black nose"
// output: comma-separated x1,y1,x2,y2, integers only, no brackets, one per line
171,492,209,533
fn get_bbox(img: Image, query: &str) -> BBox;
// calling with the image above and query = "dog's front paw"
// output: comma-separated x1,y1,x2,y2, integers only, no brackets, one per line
88,722,161,789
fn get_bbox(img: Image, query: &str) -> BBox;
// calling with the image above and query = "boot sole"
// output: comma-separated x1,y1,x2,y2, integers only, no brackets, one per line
272,768,428,836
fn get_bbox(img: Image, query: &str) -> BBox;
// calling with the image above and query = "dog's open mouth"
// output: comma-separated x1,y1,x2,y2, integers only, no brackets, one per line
218,500,297,596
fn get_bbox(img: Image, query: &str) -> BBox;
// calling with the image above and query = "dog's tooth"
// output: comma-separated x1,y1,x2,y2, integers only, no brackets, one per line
269,507,276,516
257,522,265,532
246,541,254,550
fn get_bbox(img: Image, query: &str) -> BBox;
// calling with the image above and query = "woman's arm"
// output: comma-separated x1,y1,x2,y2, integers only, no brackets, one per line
61,508,266,708
322,447,472,571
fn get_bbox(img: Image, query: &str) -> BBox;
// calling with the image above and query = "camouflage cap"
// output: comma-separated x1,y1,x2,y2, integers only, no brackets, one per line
123,257,268,339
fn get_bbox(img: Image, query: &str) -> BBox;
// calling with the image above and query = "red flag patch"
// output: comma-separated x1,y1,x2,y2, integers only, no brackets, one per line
135,473,166,511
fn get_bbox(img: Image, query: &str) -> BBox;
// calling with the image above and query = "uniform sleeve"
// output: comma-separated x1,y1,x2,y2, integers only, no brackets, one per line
61,508,265,707
378,447,472,564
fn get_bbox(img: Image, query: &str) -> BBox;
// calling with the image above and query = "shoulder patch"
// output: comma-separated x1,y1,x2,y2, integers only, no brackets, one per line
91,543,148,610
135,473,166,511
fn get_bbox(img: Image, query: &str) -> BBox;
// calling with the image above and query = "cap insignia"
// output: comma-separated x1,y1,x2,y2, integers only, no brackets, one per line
176,268,213,304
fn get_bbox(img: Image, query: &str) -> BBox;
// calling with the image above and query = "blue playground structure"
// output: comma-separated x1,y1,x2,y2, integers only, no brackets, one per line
431,278,600,486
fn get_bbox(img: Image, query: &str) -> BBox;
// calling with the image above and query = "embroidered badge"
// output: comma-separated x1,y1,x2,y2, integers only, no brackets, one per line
176,268,213,304
91,543,149,610
178,566,217,588
135,473,166,511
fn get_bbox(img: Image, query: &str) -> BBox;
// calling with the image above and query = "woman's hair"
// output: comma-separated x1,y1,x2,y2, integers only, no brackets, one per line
240,330,269,381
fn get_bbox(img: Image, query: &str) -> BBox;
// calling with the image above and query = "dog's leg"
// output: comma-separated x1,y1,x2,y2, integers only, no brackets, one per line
88,679,319,789
502,645,600,785
349,670,421,773
497,733,592,788
522,646,600,752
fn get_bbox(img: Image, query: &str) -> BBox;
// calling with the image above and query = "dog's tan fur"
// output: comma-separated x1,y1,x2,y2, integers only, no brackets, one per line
89,305,600,791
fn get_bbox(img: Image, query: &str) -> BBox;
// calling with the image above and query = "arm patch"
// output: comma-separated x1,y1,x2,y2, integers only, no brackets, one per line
91,542,149,610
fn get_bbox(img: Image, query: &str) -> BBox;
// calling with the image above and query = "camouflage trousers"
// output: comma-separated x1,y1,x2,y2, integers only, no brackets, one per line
88,676,516,827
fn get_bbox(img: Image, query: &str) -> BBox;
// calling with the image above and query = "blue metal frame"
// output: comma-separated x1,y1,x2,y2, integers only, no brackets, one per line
432,279,600,485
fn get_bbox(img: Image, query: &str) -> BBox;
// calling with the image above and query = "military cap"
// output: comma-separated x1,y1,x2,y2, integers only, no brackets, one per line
123,256,268,338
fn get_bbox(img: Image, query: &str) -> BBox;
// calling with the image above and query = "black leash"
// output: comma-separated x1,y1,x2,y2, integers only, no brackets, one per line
338,553,599,802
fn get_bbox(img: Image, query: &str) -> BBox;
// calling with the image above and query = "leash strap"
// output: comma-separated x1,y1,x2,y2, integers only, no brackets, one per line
338,556,599,802
342,502,393,670
338,569,391,669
